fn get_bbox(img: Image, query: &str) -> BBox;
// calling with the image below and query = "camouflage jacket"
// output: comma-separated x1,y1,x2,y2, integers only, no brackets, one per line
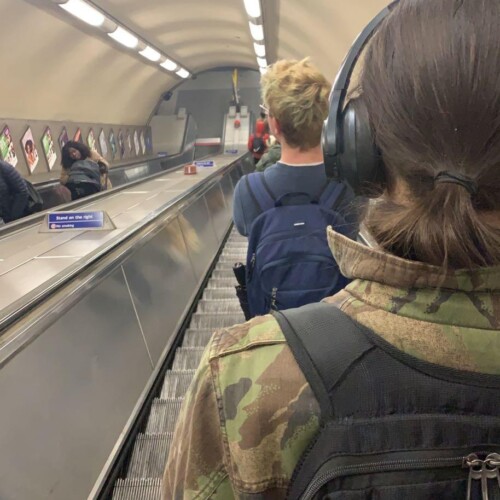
163,227,500,499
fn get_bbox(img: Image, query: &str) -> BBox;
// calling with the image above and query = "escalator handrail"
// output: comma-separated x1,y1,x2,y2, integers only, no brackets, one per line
0,153,250,367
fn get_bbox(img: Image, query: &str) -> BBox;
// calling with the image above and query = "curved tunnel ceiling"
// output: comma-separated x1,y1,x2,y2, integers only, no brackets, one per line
3,0,389,124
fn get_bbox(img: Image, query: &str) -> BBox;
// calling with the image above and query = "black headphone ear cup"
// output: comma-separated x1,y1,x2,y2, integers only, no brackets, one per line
338,98,385,195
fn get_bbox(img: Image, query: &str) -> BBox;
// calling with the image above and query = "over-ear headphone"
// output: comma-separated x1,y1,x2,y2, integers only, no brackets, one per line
323,1,400,194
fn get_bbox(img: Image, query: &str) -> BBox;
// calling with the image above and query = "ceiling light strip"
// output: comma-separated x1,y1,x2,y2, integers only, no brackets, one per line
242,0,267,72
53,0,190,78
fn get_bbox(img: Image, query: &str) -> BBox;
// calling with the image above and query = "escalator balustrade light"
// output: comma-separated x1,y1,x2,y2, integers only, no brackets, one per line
249,22,264,41
161,59,178,71
140,46,161,62
108,26,139,49
257,57,267,68
59,0,105,27
243,0,261,19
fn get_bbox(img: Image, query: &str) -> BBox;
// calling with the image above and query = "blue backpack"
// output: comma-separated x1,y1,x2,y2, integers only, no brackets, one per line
245,173,354,318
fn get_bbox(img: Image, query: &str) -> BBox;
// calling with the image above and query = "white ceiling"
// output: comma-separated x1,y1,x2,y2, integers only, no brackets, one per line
2,0,389,124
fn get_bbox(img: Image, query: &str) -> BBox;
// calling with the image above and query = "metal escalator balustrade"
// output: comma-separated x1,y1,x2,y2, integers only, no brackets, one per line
112,228,248,499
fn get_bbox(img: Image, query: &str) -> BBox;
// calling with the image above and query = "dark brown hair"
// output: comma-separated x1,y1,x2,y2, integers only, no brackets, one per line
361,0,500,269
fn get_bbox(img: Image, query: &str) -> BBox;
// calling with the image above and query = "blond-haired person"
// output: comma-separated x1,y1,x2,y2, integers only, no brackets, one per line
233,58,355,235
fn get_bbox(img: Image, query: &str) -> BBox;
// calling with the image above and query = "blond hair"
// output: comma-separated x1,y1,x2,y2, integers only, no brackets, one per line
261,58,331,150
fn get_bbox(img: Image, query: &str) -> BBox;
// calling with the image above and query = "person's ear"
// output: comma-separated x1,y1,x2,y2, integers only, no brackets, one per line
269,116,280,137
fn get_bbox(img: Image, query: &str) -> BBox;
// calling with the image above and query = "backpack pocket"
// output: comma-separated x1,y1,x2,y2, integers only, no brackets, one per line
259,255,340,311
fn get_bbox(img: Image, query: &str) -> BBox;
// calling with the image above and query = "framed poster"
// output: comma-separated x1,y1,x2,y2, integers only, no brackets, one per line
99,129,108,157
118,129,125,159
126,129,132,154
74,128,82,143
109,129,117,160
0,125,18,167
41,127,57,170
21,127,39,174
140,130,146,155
59,127,69,150
87,129,96,151
133,130,140,156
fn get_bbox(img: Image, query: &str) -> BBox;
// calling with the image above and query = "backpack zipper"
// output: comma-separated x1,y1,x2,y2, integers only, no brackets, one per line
301,452,500,500
465,453,500,500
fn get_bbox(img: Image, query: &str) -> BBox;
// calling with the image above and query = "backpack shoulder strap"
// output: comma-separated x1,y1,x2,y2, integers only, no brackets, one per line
273,302,375,420
319,181,347,212
245,172,276,213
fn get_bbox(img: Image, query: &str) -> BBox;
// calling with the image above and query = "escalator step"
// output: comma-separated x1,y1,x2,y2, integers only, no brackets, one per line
217,255,246,265
211,269,235,279
112,478,161,500
205,277,237,288
161,370,196,398
182,329,213,347
127,433,173,478
171,347,205,370
224,243,248,249
146,398,183,433
197,299,242,313
203,288,238,300
190,312,244,330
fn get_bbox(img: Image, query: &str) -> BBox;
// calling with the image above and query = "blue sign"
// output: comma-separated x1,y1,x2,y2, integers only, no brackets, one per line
194,160,215,167
225,149,239,155
48,211,104,230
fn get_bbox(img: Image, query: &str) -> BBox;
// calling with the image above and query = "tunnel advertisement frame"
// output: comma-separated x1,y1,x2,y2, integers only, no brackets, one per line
0,125,19,167
21,126,39,174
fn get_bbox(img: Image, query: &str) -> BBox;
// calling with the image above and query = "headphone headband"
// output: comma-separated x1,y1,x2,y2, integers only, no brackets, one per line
323,1,400,181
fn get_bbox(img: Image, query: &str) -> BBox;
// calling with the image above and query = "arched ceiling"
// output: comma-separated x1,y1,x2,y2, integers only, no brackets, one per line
3,0,389,124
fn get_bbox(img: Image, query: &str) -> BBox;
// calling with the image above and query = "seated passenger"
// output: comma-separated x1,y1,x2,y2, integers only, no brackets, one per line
0,160,29,223
234,59,357,316
255,135,281,172
60,141,103,200
163,1,500,498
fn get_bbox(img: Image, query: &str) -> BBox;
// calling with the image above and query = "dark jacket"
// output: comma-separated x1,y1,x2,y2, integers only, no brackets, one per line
64,159,102,189
0,160,29,222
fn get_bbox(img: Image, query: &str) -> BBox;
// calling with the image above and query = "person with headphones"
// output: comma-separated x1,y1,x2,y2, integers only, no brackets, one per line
163,1,500,498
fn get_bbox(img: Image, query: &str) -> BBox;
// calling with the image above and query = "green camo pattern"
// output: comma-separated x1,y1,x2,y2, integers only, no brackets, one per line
163,230,500,499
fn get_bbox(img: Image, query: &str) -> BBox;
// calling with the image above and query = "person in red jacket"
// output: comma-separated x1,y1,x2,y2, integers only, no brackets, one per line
248,112,269,163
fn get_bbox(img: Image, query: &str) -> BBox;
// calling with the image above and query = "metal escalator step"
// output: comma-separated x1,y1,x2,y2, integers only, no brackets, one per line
112,478,161,500
224,243,248,250
221,249,247,257
182,329,213,347
171,347,205,370
203,288,239,300
127,433,173,478
190,312,245,330
161,370,196,398
205,277,237,288
211,269,235,279
146,398,183,433
217,255,246,265
197,299,242,313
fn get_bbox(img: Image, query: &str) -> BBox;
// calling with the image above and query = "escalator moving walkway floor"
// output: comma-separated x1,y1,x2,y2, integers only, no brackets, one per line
112,227,247,499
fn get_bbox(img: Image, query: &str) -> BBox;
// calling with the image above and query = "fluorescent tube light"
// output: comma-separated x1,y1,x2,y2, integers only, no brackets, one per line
260,67,268,75
60,0,105,27
254,42,266,57
160,59,177,71
257,57,267,68
140,46,161,62
108,26,138,49
249,22,264,41
176,68,190,79
243,0,261,18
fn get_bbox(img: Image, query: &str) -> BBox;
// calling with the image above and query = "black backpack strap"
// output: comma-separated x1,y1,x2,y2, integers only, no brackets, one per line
319,181,347,212
245,173,276,214
273,302,375,420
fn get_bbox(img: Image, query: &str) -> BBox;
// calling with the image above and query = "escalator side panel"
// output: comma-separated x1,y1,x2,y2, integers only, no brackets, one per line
122,217,197,364
0,267,153,500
